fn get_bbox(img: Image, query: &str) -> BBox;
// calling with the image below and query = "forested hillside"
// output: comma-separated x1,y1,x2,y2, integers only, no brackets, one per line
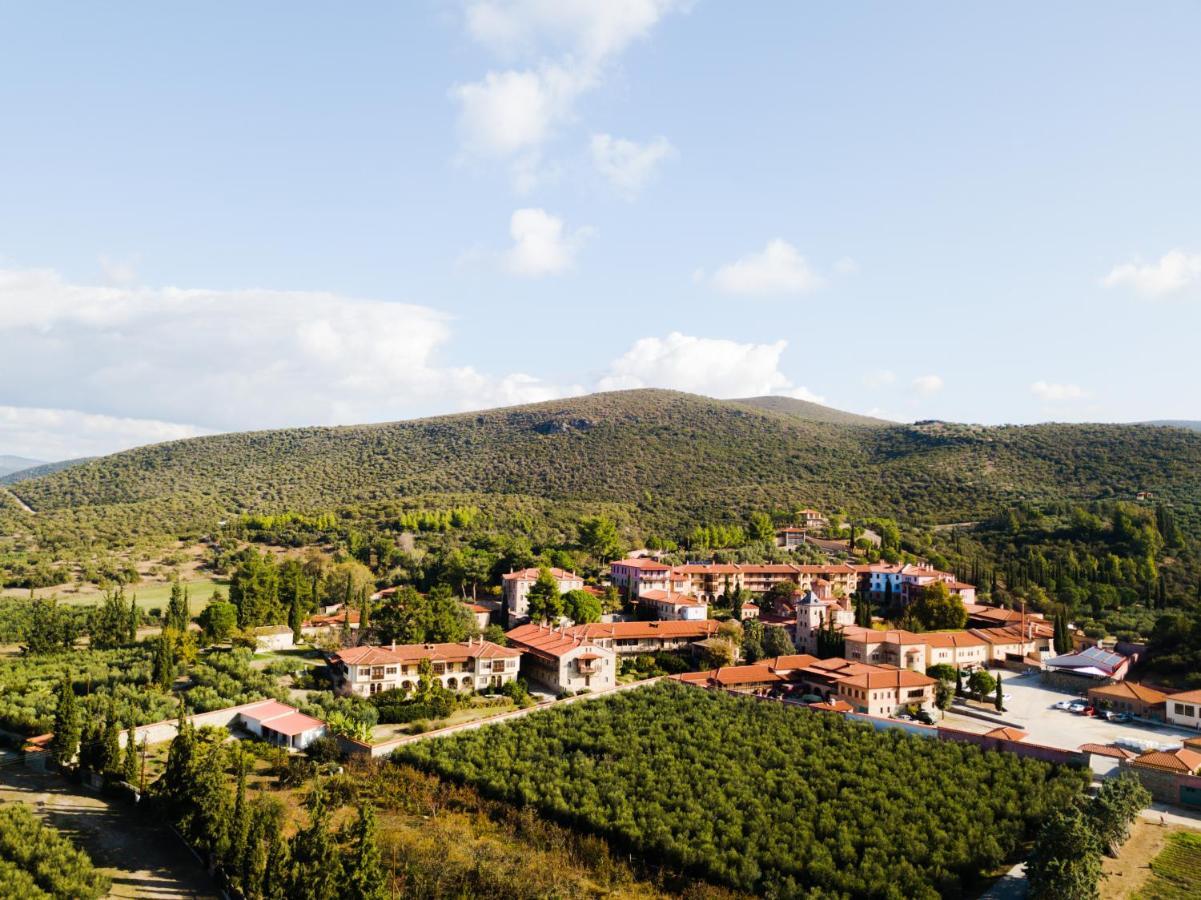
4,390,1201,556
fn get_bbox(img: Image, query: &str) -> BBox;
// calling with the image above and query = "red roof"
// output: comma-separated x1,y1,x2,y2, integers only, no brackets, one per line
808,699,854,712
332,639,520,667
610,558,671,571
505,623,609,661
261,710,326,737
985,726,1028,741
502,567,580,581
1132,748,1201,774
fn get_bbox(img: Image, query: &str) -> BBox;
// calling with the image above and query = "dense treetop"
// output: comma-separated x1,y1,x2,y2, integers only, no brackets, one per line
4,390,1200,553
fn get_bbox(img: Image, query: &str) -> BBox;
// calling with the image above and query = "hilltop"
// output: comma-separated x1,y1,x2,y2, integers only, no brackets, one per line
732,395,894,426
4,389,1201,550
0,455,44,479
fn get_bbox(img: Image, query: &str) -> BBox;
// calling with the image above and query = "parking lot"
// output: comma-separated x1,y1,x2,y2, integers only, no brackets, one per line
940,672,1200,753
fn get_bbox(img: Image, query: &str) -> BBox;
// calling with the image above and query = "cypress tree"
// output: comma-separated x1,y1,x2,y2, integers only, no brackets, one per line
346,803,386,900
994,674,1004,712
153,631,176,690
122,723,138,784
50,676,81,767
227,758,249,891
100,712,122,778
954,666,963,697
127,593,140,643
289,782,344,899
289,594,304,644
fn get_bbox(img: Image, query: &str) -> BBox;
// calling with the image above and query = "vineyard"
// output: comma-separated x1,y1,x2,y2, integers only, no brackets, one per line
398,681,1089,898
1139,830,1201,899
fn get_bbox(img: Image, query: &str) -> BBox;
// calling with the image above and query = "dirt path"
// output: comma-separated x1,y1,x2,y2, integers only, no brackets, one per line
0,765,217,899
1100,818,1188,899
0,486,34,514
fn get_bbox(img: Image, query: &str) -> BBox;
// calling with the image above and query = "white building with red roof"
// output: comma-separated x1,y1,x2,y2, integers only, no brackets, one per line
638,589,709,621
238,700,328,751
331,637,522,696
502,567,584,623
503,623,616,693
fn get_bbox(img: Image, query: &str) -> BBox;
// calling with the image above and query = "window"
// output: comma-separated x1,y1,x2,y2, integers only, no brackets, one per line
491,659,507,673
370,666,385,680
385,667,397,675
1176,703,1196,717
432,662,446,675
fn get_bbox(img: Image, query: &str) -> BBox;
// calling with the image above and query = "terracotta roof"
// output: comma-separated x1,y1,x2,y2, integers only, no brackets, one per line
332,640,520,667
761,653,821,670
808,699,854,712
1078,743,1138,760
924,631,989,649
837,669,936,690
1088,682,1167,704
1167,688,1201,703
676,665,786,687
841,627,926,645
569,620,721,641
505,623,610,661
240,700,298,721
610,558,671,571
304,609,362,628
639,589,703,606
502,567,580,581
1132,748,1201,774
985,726,1028,741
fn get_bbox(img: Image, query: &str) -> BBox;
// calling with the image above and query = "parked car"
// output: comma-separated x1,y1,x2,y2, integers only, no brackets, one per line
916,709,936,725
1053,700,1074,710
894,713,913,721
1110,712,1133,724
1078,705,1096,716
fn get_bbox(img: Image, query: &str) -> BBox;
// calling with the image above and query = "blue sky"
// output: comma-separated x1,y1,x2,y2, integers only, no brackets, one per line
2,1,1200,459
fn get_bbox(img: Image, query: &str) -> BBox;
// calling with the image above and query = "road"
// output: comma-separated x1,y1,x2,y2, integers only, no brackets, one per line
0,764,217,898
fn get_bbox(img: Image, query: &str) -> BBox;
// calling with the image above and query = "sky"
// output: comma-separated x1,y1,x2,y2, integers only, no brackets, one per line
2,1,1200,460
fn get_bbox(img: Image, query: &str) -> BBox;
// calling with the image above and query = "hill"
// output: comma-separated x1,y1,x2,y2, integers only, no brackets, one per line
1145,420,1201,432
0,456,89,485
0,455,44,478
732,395,894,426
4,389,1201,550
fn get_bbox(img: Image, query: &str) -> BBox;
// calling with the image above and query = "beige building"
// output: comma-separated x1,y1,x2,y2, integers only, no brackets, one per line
834,667,937,717
565,619,722,656
502,567,584,622
503,623,617,693
610,560,860,604
638,589,709,621
794,586,857,655
331,638,522,696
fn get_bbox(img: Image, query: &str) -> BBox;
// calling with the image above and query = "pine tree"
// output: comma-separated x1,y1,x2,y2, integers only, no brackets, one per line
263,824,291,900
994,674,1004,712
289,594,304,644
226,758,249,892
166,581,190,633
122,723,138,784
954,666,963,697
127,593,140,643
49,676,81,767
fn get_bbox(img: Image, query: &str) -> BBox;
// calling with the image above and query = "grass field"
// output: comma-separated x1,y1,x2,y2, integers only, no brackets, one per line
1136,830,1201,899
0,577,224,615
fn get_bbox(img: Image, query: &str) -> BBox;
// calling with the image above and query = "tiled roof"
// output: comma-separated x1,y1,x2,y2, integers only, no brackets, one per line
639,589,703,606
838,669,936,690
760,653,821,670
502,567,580,581
1132,748,1201,774
332,639,520,667
676,665,786,687
261,710,326,736
505,623,609,661
610,558,671,571
1088,682,1167,704
1167,688,1201,703
808,699,854,712
569,620,721,640
1078,743,1138,760
985,726,1028,741
924,631,989,649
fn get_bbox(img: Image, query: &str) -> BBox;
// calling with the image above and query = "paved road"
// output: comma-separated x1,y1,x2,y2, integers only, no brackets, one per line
979,862,1027,900
0,486,34,514
0,765,217,898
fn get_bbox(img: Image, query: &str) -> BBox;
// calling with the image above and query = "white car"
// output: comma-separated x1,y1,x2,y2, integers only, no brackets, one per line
1052,700,1074,710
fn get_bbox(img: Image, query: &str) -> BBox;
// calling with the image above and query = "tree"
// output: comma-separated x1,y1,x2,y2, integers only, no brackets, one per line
955,666,964,697
99,712,122,779
230,549,282,628
483,624,508,645
764,627,796,658
578,516,624,562
1026,807,1102,900
526,567,564,624
165,581,190,633
122,723,138,785
153,630,177,690
89,588,133,650
25,598,66,655
50,676,80,766
321,560,374,612
742,620,766,663
345,803,386,900
968,669,996,703
994,674,1004,712
700,638,737,669
1087,774,1150,855
289,782,344,899
748,511,775,544
1053,607,1072,655
289,594,305,644
910,582,967,631
199,601,238,644
562,589,602,624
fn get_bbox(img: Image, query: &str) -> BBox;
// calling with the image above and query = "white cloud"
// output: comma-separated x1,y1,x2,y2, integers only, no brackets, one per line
707,240,825,296
912,374,944,395
0,405,210,462
453,0,686,188
1030,380,1087,402
590,133,676,196
597,331,824,402
98,254,139,286
0,264,579,456
1101,249,1201,298
503,208,592,276
861,369,896,389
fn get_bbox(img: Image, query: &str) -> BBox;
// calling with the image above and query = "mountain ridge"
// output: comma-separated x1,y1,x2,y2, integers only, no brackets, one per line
4,389,1200,549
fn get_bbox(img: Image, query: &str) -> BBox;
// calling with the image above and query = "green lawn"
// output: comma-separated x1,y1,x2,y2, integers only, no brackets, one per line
1137,830,1201,899
0,578,225,615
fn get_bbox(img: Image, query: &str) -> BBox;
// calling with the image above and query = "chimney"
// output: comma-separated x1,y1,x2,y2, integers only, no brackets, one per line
390,641,395,652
